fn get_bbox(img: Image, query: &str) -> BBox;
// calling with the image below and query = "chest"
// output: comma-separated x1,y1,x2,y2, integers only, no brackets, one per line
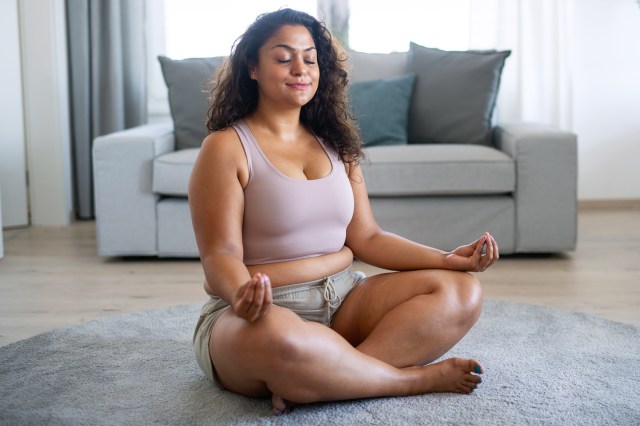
255,135,333,181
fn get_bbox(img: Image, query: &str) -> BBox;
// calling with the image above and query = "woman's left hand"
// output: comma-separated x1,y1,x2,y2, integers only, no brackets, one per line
443,232,499,272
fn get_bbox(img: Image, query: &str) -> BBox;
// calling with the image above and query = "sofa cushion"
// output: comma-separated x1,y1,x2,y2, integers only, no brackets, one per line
349,74,416,147
158,56,225,150
348,51,408,83
152,148,200,196
407,43,510,146
361,145,515,196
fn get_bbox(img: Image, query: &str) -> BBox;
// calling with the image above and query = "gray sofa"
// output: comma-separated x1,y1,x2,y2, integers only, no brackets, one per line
93,45,577,257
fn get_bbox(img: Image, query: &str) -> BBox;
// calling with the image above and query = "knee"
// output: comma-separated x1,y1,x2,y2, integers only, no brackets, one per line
437,272,482,322
244,314,306,366
454,273,483,321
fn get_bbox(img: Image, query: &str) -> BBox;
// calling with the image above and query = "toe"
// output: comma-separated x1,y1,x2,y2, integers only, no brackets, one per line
271,395,290,416
458,384,474,394
463,380,479,390
469,360,484,375
464,373,482,383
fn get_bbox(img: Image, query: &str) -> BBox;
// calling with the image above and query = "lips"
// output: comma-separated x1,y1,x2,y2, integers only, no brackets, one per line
287,83,310,90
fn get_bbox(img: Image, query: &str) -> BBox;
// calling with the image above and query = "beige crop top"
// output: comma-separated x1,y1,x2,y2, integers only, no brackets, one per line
233,120,354,265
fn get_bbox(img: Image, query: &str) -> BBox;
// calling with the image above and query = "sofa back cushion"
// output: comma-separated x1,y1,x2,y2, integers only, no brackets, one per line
407,43,510,146
158,56,225,150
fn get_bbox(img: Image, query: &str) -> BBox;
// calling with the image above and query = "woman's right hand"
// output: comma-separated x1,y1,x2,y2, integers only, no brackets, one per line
232,273,273,322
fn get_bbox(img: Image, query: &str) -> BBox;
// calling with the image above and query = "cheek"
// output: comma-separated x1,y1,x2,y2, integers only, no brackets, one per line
311,68,320,84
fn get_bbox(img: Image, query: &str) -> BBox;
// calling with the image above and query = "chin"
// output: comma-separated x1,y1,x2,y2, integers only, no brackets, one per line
289,96,313,108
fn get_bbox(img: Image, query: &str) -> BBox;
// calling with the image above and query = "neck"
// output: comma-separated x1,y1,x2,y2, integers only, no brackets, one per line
248,104,305,141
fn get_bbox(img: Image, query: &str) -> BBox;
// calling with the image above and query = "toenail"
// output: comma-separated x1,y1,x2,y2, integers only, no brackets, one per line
477,377,482,383
474,365,482,374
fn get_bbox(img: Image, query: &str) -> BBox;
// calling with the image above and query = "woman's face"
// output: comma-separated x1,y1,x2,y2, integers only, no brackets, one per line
250,24,320,109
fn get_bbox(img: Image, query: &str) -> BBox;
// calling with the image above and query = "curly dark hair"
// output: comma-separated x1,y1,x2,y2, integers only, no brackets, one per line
206,8,363,168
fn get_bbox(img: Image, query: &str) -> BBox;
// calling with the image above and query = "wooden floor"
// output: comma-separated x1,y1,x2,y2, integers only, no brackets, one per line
1,206,639,347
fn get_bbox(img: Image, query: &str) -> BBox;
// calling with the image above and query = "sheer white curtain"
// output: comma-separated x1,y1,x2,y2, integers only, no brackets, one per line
469,0,575,131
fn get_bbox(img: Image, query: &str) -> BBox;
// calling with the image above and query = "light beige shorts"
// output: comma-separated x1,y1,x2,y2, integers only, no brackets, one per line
193,267,366,388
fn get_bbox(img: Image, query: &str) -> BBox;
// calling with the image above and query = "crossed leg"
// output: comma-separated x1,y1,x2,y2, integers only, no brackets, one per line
209,269,484,412
332,269,483,367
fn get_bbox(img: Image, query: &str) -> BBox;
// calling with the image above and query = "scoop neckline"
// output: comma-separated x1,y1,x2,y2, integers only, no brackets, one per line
240,119,335,183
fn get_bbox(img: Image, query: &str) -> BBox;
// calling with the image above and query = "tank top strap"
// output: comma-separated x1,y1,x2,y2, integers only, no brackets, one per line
232,119,260,183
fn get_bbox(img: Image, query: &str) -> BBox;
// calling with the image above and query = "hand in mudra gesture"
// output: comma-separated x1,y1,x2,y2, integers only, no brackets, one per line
232,273,273,322
444,232,499,272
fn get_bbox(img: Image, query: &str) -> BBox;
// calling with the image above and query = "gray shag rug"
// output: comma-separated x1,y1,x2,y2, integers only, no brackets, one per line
1,300,639,425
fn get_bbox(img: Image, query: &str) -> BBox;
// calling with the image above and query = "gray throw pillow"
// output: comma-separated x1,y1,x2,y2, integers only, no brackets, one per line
349,74,416,147
158,56,226,150
407,42,510,146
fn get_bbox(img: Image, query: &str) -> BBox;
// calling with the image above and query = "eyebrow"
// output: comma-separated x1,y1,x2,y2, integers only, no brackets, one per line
270,44,316,52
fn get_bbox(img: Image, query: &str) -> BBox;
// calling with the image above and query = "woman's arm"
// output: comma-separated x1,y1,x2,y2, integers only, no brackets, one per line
188,130,272,321
345,164,498,272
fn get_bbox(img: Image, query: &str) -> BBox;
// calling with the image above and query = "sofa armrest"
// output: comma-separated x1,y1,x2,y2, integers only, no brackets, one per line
494,122,577,252
93,123,174,256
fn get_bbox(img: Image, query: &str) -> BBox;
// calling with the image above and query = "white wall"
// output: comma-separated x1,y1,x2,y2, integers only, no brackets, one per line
17,0,73,226
571,0,640,200
0,0,29,228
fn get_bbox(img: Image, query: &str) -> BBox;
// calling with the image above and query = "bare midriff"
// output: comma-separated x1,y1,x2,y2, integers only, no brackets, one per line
246,245,354,287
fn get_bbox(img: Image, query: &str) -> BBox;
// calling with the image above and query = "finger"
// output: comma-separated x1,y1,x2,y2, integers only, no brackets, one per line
261,275,273,306
492,236,500,260
481,237,494,270
248,275,265,322
474,235,486,258
485,235,499,268
257,275,273,319
237,276,258,314
264,275,273,305
469,235,484,250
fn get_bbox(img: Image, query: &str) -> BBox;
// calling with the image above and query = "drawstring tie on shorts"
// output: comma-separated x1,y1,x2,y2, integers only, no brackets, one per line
322,276,342,324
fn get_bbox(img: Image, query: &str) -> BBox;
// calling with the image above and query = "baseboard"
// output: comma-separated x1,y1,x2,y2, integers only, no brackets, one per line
578,199,640,210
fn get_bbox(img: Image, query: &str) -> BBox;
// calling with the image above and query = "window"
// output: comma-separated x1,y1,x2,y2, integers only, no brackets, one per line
148,0,472,121
349,0,470,53
164,0,318,59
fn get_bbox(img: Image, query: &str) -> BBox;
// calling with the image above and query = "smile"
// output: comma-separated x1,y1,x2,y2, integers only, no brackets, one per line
287,83,310,90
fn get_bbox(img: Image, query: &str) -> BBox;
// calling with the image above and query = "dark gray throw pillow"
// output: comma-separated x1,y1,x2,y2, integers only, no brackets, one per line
407,42,510,146
158,56,226,150
349,74,416,147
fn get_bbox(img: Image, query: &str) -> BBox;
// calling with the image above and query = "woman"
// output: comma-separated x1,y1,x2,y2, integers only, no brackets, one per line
189,8,498,415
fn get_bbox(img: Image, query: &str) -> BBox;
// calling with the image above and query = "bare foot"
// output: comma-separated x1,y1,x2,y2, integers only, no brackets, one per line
269,358,482,413
413,358,484,394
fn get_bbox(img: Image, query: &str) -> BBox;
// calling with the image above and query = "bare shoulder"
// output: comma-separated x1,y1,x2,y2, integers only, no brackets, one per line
198,127,243,161
194,127,249,185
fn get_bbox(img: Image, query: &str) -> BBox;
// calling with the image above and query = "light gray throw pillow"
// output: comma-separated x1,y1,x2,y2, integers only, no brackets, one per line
158,56,226,150
407,42,510,146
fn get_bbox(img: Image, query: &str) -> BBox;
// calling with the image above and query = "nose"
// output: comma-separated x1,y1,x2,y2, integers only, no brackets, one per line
290,57,306,76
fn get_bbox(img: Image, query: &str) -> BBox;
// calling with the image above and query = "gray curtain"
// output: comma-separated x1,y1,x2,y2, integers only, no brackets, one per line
317,0,350,48
66,0,147,219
